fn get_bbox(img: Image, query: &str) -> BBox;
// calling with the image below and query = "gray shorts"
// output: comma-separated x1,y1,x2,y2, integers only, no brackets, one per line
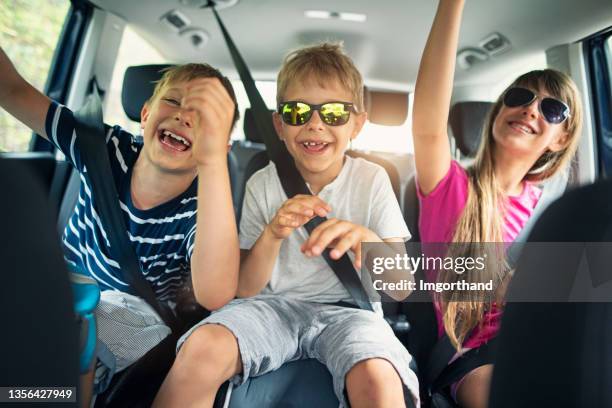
93,291,171,394
178,295,419,407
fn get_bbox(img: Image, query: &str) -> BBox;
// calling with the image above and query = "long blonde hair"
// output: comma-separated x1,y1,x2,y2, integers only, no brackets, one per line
438,69,583,350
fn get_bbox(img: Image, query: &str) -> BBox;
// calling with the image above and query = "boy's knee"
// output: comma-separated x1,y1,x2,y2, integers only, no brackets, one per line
346,358,402,394
176,324,241,381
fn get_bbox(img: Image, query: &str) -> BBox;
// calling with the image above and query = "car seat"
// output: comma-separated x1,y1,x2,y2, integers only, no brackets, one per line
489,177,612,408
0,158,80,406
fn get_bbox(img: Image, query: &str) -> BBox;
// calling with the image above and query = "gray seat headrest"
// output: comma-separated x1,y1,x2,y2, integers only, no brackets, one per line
449,101,493,158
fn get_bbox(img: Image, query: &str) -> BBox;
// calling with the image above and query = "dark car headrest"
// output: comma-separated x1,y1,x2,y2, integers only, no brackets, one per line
122,64,174,122
243,107,275,144
449,101,493,158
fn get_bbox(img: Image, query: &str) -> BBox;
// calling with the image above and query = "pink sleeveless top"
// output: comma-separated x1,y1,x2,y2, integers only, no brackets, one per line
417,160,542,349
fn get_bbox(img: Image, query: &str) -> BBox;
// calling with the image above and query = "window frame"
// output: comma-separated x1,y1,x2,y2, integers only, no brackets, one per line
586,27,612,178
29,0,92,153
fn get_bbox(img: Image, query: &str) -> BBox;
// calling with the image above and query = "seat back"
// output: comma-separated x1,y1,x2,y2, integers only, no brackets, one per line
489,177,612,408
231,108,268,222
225,360,337,408
0,159,79,392
0,151,74,221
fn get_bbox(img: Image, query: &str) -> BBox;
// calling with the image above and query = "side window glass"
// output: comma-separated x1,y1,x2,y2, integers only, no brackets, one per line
596,33,612,176
0,0,70,152
104,26,167,135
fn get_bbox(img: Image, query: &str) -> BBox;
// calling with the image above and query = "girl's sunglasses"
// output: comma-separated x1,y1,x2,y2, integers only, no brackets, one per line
278,101,356,126
503,87,570,125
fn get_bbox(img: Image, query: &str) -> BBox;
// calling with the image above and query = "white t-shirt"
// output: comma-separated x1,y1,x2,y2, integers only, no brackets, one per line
239,156,410,305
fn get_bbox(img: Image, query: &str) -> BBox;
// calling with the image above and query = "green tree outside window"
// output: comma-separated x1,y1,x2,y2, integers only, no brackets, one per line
0,0,70,152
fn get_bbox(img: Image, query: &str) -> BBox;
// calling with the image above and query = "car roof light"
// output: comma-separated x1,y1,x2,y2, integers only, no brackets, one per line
305,10,366,23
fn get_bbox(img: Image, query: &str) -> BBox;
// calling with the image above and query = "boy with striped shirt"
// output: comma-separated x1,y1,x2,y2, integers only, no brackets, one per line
0,48,240,397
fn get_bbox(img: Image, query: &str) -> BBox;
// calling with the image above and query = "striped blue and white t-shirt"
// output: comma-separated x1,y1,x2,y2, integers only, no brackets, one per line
45,101,197,303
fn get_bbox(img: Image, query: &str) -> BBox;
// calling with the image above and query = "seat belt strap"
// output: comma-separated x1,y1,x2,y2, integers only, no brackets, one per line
424,327,498,395
209,4,373,312
431,337,498,393
73,90,179,332
424,333,458,389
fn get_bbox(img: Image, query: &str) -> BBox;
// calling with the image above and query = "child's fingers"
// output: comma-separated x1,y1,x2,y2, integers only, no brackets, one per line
287,213,312,227
306,220,352,256
183,84,223,111
302,218,338,252
277,209,312,228
313,205,330,218
183,82,234,129
277,214,299,228
293,195,332,215
186,78,235,109
279,206,312,224
329,231,360,260
283,201,314,217
183,93,231,127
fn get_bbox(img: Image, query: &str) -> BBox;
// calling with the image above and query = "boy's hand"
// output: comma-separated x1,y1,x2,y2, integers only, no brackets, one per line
182,77,235,165
266,195,331,240
301,220,381,269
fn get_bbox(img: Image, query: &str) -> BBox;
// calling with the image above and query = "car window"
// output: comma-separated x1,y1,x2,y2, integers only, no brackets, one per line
607,34,612,110
0,0,70,152
607,35,612,69
601,33,612,176
104,25,168,136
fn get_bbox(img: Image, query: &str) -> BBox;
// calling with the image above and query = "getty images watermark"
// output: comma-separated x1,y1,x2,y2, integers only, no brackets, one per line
358,242,612,302
370,250,492,293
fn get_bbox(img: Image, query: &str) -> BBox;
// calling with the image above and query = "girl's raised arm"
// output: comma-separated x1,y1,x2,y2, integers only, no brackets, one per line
412,0,465,195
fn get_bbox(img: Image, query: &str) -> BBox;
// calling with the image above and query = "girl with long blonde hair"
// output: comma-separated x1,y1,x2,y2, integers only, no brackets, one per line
412,1,583,407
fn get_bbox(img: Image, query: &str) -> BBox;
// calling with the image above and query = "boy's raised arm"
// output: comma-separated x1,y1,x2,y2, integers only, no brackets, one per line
0,47,51,140
185,78,240,310
412,0,465,195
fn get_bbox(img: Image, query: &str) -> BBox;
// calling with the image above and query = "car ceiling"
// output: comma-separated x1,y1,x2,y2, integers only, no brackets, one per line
91,0,612,90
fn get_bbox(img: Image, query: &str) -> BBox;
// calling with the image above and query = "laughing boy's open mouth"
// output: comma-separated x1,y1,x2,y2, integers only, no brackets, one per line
300,140,330,154
159,129,192,152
